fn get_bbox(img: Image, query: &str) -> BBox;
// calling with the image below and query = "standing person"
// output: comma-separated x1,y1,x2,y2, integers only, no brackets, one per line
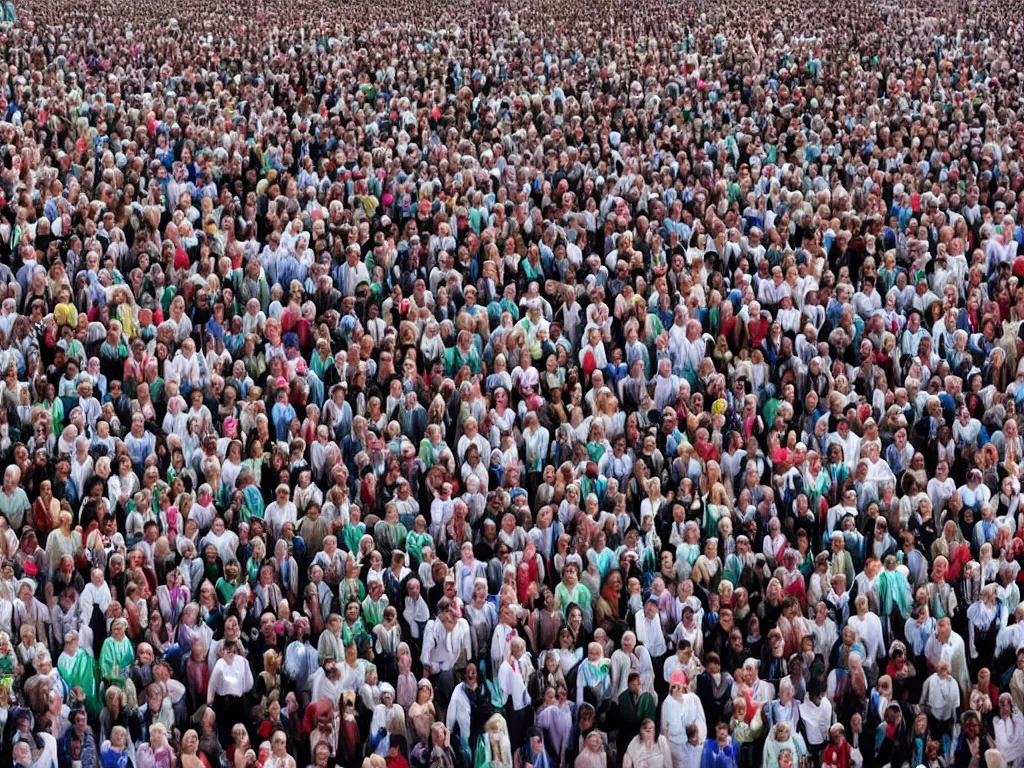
421,598,472,706
623,719,673,768
700,722,739,768
617,672,656,756
821,724,851,768
661,671,707,767
57,709,97,768
207,641,253,745
499,637,534,755
953,710,992,768
800,680,833,761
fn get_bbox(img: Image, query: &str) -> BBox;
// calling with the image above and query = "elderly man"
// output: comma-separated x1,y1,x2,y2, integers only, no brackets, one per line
0,465,29,530
422,598,472,704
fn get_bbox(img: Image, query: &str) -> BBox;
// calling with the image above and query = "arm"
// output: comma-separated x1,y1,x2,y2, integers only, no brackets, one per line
207,663,222,705
420,621,436,675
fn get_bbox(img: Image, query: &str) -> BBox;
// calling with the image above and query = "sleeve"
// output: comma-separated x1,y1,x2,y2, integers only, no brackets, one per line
242,658,254,692
421,620,437,668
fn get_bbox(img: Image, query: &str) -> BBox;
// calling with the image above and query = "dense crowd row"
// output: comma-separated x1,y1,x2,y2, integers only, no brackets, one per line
1,0,1024,768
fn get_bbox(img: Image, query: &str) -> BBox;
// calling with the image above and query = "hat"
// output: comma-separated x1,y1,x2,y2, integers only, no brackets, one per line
670,670,688,688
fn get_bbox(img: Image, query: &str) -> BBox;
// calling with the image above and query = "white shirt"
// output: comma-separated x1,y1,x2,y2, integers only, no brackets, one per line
263,500,298,538
921,672,959,721
208,654,254,702
800,696,833,746
635,611,667,658
660,692,707,746
498,656,531,710
421,617,472,673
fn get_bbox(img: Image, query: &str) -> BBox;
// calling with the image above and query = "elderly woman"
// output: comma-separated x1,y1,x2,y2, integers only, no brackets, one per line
661,669,706,767
58,630,100,717
763,722,808,768
624,718,673,768
995,693,1024,768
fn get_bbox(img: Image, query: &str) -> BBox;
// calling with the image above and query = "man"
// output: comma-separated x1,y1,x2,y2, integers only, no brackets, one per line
421,598,472,703
57,708,96,768
634,595,667,673
695,653,733,727
498,636,533,753
700,721,740,768
129,642,156,693
800,680,832,760
953,710,992,768
617,671,655,754
0,465,29,530
924,617,970,701
490,603,522,674
317,613,345,665
310,657,344,705
920,659,960,744
250,611,284,676
284,616,318,710
446,662,491,762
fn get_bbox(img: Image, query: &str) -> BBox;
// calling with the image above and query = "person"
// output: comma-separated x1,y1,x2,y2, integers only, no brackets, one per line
762,723,807,768
954,710,993,768
661,670,706,767
921,659,960,744
58,708,97,768
499,637,534,754
264,730,297,768
994,694,1024,768
575,731,608,768
617,672,656,756
700,722,740,768
207,641,253,745
623,719,672,768
515,728,554,768
799,681,832,761
821,725,850,768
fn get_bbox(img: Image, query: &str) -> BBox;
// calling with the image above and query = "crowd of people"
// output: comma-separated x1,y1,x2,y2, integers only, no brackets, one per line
0,0,1023,767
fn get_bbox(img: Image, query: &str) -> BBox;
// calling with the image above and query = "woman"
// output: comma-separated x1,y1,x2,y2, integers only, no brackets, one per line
535,684,574,766
821,724,851,768
610,631,655,699
765,680,801,732
624,718,673,768
700,721,740,768
264,730,296,768
763,722,807,768
576,642,612,710
99,618,134,687
137,722,176,768
566,722,605,768
995,693,1024,768
967,583,1004,667
516,727,555,768
661,670,707,766
100,726,132,768
409,679,437,748
180,729,209,768
33,480,61,538
207,641,253,745
58,630,100,718
479,714,513,768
